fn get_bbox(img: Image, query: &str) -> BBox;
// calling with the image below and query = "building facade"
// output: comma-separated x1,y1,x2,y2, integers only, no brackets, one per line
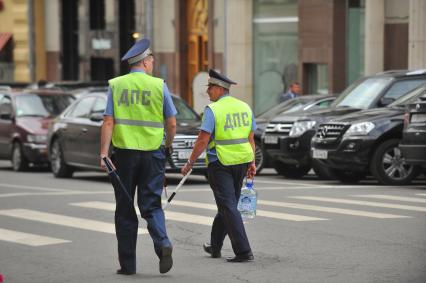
0,0,425,115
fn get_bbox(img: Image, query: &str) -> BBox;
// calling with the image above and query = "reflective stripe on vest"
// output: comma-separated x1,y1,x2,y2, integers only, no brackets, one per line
114,118,163,128
109,72,164,150
215,138,249,145
208,96,254,165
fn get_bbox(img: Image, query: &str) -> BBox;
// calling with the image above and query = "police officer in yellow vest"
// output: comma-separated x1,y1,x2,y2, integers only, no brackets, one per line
181,69,257,262
100,39,177,275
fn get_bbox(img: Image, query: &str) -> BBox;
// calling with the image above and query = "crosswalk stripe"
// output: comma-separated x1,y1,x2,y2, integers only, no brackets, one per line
70,201,214,226
0,228,70,246
354,195,426,204
290,196,426,212
72,200,326,222
416,193,426,197
163,200,328,222
0,183,68,192
0,191,112,198
0,209,147,235
257,200,409,219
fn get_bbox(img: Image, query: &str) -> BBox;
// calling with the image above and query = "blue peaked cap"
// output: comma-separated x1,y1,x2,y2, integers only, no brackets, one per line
121,38,152,63
208,69,237,89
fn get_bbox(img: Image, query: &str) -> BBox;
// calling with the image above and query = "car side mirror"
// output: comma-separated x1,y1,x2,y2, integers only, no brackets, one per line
89,112,104,122
0,104,13,120
379,97,394,107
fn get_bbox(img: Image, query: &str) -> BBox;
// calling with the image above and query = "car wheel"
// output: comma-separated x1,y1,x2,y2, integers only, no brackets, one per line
329,169,365,184
11,142,29,171
370,139,420,185
50,139,74,178
273,161,311,179
312,159,335,180
254,140,264,174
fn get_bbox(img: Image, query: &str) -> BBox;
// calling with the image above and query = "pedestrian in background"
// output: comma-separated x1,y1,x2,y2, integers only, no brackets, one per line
100,38,177,275
279,81,301,103
181,69,256,262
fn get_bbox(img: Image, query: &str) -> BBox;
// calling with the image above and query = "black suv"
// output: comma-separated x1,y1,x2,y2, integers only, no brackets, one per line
400,90,426,170
311,85,426,185
254,94,334,173
263,70,426,179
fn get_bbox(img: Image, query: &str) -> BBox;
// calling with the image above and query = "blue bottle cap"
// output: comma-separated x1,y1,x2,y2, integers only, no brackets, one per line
246,179,253,188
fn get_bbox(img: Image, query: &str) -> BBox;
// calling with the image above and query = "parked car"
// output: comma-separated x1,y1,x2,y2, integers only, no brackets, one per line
69,86,109,98
47,91,207,178
0,89,75,171
263,70,426,179
400,89,426,170
311,85,426,185
254,95,335,173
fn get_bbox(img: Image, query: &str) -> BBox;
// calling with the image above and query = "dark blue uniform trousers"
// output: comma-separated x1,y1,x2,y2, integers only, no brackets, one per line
112,148,171,273
207,161,252,256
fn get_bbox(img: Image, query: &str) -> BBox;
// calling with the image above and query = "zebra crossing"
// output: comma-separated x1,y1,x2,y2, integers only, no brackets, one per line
0,192,425,247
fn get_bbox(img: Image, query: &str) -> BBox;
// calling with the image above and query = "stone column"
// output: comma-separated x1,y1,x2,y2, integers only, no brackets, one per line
44,0,61,81
224,0,253,106
364,0,384,75
409,0,426,69
153,0,175,85
78,0,89,80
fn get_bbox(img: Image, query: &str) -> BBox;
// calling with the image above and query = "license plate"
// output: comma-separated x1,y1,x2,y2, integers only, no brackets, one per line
411,113,426,123
178,150,206,160
264,135,278,144
312,149,328,159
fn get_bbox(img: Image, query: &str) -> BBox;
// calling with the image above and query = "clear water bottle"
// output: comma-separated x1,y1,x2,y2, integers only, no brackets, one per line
238,178,257,219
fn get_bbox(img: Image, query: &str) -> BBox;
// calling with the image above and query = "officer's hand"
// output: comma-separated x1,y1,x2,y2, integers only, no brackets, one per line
181,160,193,176
165,146,173,159
247,161,256,179
100,156,115,172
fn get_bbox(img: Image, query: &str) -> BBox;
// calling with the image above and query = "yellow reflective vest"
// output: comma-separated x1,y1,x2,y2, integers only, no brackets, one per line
109,72,164,150
208,96,254,165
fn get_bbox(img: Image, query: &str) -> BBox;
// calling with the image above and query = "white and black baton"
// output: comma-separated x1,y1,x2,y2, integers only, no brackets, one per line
163,169,192,210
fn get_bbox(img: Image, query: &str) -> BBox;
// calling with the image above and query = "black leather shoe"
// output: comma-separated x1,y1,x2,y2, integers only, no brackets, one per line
116,269,135,275
226,254,254,262
203,243,221,258
159,246,173,274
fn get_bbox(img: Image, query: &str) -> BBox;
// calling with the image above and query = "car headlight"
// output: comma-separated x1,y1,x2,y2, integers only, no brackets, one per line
289,121,317,137
27,134,47,143
344,122,375,136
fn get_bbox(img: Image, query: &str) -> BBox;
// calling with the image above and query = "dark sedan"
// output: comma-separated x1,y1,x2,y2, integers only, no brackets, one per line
48,91,207,178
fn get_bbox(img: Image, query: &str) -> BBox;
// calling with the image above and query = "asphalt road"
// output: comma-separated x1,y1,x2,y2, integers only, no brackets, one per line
0,161,425,283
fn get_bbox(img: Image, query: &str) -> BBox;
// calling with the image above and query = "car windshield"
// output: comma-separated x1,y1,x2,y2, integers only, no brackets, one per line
331,77,393,109
256,98,315,120
15,94,75,118
388,86,426,107
172,97,200,121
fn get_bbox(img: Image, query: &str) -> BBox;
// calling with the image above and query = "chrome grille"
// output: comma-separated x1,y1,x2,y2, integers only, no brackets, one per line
170,136,206,168
316,123,347,141
265,122,294,136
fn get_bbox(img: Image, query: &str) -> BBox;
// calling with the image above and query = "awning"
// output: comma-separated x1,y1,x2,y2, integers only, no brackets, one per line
0,32,12,51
